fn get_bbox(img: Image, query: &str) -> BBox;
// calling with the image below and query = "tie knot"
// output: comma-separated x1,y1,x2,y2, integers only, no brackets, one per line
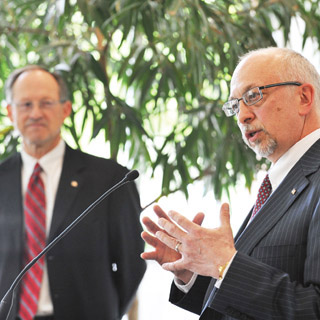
33,163,43,176
29,163,44,189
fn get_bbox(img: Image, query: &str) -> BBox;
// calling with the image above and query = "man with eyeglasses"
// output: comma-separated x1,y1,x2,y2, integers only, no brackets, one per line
0,66,146,320
141,47,320,319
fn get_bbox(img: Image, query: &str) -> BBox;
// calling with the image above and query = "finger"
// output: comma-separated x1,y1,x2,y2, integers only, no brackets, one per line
168,210,199,234
142,216,161,235
141,231,159,248
140,251,158,261
219,203,231,227
153,205,171,220
156,230,180,251
162,260,185,272
192,212,205,226
158,217,186,240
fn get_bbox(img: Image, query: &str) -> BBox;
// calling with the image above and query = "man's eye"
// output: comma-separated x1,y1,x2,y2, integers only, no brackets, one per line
21,102,33,108
41,101,54,108
247,92,259,100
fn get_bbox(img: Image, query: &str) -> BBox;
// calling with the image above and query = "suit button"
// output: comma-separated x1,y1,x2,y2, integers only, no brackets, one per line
47,255,54,261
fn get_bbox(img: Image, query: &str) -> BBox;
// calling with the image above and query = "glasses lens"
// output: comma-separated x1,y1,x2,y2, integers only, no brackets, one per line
222,100,238,117
40,100,56,108
243,87,262,105
16,101,33,110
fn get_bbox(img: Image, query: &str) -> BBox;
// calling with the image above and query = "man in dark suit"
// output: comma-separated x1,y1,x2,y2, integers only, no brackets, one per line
141,47,320,319
0,65,146,320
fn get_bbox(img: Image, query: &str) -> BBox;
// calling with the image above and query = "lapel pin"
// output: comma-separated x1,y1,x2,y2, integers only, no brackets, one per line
71,180,78,188
291,188,296,195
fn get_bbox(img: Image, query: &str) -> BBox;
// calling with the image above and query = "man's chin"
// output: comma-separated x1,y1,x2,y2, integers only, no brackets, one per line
24,137,48,148
254,145,277,159
246,142,275,159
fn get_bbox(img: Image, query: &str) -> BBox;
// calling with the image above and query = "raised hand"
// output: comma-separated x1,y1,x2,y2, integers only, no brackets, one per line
141,205,205,283
156,203,236,279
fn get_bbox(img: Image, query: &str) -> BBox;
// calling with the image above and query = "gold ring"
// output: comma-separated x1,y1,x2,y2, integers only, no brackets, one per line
175,241,182,253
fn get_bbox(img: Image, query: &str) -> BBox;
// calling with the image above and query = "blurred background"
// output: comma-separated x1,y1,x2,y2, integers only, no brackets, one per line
1,1,320,319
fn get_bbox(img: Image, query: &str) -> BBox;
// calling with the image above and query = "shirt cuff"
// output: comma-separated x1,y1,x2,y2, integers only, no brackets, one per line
174,273,198,294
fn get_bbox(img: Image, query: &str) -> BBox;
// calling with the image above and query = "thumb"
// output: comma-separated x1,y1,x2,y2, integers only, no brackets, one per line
220,203,231,227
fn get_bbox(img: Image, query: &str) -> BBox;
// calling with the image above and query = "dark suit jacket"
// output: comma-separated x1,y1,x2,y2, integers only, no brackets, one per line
170,138,320,319
0,145,146,320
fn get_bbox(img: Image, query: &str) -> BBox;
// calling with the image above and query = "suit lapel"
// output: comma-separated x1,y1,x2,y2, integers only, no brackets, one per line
7,154,24,223
48,146,85,241
7,154,24,249
234,210,252,242
235,138,320,254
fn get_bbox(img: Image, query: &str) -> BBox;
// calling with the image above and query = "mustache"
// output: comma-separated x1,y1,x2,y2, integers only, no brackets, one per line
25,119,46,125
239,124,265,134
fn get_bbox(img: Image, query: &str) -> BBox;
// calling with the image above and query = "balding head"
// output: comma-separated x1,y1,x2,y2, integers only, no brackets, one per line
234,47,320,105
5,65,69,104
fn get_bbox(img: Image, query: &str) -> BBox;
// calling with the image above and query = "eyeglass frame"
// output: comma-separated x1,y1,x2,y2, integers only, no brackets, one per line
222,81,302,117
12,99,67,112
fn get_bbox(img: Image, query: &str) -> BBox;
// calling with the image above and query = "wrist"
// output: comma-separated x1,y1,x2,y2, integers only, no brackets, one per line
175,270,194,284
217,250,237,280
218,261,230,280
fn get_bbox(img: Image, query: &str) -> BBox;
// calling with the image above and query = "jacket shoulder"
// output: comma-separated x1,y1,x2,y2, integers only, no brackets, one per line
65,146,129,177
0,153,21,171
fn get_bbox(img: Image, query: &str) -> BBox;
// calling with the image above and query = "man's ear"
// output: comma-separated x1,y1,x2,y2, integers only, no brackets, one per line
62,100,72,120
298,83,314,116
6,104,13,122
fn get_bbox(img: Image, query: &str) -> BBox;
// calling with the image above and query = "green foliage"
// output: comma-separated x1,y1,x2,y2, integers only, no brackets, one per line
0,0,319,201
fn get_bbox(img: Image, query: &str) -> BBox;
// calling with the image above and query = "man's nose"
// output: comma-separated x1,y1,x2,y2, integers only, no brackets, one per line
29,102,44,117
237,101,255,125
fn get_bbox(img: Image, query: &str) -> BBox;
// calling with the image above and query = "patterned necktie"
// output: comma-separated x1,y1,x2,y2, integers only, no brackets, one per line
251,174,272,220
19,163,46,320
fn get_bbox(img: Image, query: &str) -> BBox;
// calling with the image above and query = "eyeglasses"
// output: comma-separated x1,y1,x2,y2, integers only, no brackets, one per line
222,81,302,117
13,99,66,112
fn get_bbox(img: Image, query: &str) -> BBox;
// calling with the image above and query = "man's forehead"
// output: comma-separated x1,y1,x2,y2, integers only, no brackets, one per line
230,55,278,97
13,70,59,90
229,70,258,99
15,69,54,81
11,70,60,100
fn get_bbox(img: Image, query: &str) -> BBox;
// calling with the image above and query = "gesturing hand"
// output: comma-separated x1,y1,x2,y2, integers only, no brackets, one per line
141,205,205,284
156,203,236,279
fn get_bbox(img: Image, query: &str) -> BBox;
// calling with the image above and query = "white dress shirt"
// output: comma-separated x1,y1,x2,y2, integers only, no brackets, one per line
21,139,65,315
175,129,320,293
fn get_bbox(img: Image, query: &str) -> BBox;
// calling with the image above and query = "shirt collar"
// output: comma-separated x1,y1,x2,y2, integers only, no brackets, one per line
268,129,320,191
21,140,66,174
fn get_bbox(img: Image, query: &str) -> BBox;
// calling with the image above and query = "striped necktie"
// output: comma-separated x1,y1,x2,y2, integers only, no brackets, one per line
251,174,272,220
19,163,46,320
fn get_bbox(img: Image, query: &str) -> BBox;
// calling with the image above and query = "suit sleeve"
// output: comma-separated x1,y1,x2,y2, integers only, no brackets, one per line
207,209,320,319
169,275,213,315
